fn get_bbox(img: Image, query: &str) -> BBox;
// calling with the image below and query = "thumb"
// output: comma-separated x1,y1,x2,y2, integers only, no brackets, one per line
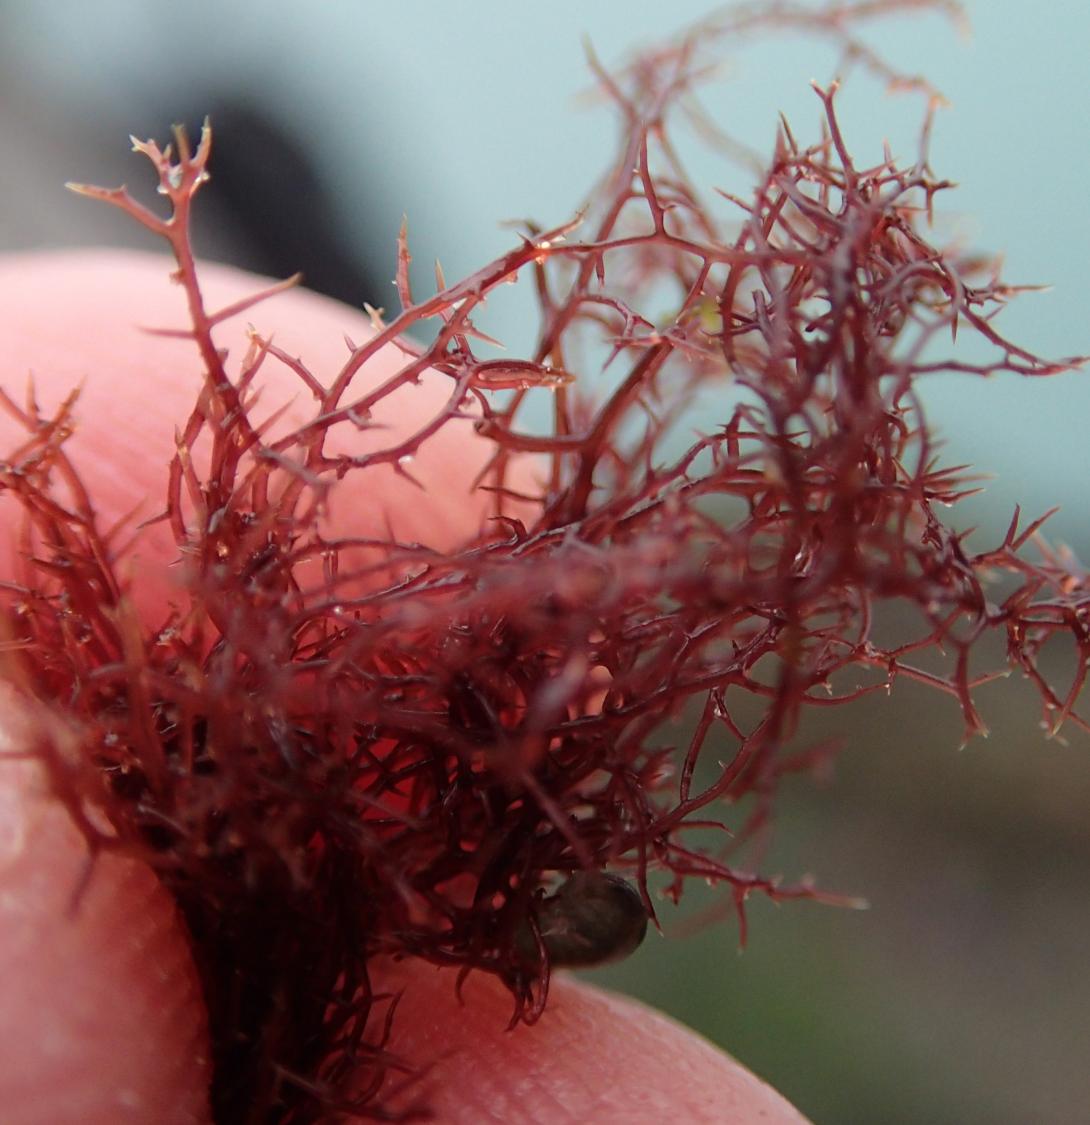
1,250,810,1124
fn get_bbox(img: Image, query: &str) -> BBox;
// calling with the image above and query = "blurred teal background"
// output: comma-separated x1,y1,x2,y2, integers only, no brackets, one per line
2,3,1088,1121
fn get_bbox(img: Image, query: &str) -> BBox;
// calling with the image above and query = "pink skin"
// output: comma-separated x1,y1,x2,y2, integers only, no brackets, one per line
0,250,810,1124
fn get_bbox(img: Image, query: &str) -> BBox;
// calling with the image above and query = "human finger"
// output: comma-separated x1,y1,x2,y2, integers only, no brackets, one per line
0,251,808,1124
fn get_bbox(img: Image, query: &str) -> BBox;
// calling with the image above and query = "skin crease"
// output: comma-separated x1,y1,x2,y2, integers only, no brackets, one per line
0,250,810,1125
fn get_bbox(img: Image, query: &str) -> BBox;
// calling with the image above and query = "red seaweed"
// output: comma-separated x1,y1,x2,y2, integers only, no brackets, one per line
2,2,1086,1120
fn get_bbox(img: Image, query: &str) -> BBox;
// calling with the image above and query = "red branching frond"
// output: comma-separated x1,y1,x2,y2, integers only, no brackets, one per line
4,3,1086,1121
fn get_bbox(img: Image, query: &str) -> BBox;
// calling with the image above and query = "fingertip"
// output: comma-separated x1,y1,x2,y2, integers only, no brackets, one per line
370,960,810,1124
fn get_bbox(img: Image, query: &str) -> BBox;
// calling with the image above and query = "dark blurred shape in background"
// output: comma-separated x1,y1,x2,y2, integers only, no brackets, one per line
167,99,386,308
0,61,385,307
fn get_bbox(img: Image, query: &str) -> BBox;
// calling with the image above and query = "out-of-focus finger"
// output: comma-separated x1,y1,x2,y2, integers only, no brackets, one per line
0,249,519,609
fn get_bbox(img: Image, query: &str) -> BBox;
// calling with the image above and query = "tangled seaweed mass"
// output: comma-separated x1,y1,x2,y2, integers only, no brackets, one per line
2,2,1087,1121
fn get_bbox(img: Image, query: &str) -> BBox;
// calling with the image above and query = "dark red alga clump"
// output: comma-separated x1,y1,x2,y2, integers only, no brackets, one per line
2,2,1086,1121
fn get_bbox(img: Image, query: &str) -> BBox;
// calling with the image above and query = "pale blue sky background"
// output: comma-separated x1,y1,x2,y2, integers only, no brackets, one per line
7,0,1089,548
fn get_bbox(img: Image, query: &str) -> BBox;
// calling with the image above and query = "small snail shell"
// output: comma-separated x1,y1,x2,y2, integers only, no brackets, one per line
516,871,648,968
